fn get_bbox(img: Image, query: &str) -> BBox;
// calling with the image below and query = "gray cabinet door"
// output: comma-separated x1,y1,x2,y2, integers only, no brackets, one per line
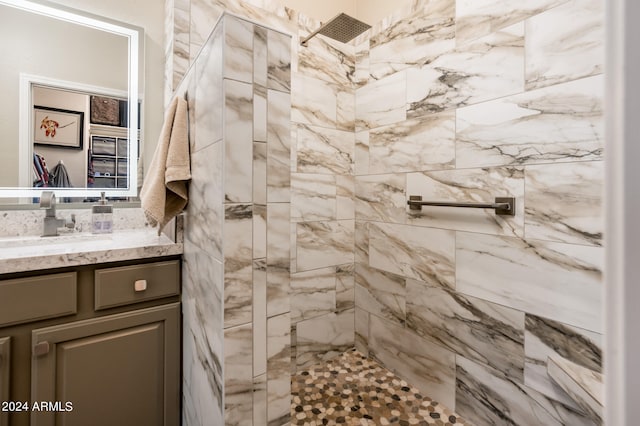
0,336,9,426
30,303,180,426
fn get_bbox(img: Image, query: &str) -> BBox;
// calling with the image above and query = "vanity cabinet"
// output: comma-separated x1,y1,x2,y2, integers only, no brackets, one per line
0,337,9,426
0,257,181,426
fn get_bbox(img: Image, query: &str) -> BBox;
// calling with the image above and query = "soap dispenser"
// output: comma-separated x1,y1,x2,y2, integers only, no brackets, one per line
92,192,113,234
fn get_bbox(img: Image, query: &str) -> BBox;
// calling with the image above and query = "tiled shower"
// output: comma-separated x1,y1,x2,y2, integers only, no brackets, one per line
168,0,604,424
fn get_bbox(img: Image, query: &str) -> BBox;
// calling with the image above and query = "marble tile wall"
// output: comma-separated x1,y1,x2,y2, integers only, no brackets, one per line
180,14,292,426
353,0,604,425
169,3,361,425
171,0,604,425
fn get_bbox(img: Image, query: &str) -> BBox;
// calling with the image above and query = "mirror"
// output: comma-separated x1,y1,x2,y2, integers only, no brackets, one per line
0,0,141,201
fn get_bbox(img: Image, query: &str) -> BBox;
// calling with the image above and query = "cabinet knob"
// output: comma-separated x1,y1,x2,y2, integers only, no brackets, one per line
33,341,50,356
134,279,147,292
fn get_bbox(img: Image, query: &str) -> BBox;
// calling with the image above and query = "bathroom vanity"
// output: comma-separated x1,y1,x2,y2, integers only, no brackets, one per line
0,229,183,426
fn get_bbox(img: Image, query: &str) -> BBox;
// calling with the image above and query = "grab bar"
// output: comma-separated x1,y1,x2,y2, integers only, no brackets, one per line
407,195,516,216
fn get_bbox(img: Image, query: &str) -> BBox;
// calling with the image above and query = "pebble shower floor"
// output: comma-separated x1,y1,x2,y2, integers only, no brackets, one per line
291,349,469,426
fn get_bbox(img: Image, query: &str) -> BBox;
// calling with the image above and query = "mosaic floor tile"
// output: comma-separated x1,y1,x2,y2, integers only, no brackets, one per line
291,349,469,426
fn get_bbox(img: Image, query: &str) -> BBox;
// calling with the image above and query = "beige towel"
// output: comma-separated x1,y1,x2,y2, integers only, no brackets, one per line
141,96,191,234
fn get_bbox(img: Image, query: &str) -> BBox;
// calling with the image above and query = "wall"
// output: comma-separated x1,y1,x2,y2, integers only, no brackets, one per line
353,0,604,424
178,14,293,426
51,0,165,179
32,87,87,188
170,0,606,425
0,4,127,187
274,0,356,22
167,0,359,378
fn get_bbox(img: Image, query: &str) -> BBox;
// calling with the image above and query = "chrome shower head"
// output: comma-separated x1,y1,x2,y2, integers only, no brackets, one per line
301,13,371,46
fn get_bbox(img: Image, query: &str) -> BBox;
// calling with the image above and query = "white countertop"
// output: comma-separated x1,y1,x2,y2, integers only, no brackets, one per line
0,228,183,274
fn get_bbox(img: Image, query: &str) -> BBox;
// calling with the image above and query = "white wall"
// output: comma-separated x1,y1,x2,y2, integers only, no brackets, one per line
276,0,356,22
355,0,412,26
32,87,87,188
275,0,412,25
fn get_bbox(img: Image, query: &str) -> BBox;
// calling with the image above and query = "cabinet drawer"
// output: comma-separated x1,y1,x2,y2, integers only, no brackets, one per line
95,260,180,310
93,158,116,176
0,273,77,327
91,136,117,155
117,138,128,156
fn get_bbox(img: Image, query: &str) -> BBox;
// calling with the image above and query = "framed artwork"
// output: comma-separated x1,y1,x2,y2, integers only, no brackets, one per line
33,105,84,149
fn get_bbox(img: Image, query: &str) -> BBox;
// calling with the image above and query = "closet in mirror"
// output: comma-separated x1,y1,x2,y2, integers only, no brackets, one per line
32,85,140,197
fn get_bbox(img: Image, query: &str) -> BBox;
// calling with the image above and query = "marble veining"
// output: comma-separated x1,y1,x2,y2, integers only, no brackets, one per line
224,204,253,328
267,30,291,92
253,204,267,260
355,174,406,224
335,263,355,312
406,167,525,238
456,232,603,333
0,229,183,274
368,1,455,81
355,307,369,355
456,356,594,426
336,175,355,220
182,249,224,426
253,259,267,377
369,314,456,409
526,0,603,90
267,89,291,203
354,130,370,176
194,24,223,152
291,73,337,128
253,142,267,205
253,26,268,88
296,220,355,272
525,314,602,408
295,309,354,371
368,222,455,288
455,0,569,45
355,263,406,326
456,75,604,169
296,124,354,175
267,312,291,425
297,30,356,87
547,355,603,425
224,17,253,84
266,203,290,318
187,141,223,260
355,221,370,265
253,374,267,426
290,266,336,323
406,279,525,381
224,79,254,203
525,161,603,246
224,323,253,426
336,89,355,132
368,111,455,174
291,173,336,222
355,71,406,131
406,22,524,118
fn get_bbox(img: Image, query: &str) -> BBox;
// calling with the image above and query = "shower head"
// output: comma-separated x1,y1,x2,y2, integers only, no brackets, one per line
300,13,371,46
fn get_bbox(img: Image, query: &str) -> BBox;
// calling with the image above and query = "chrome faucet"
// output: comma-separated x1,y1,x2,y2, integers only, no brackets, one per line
40,191,75,237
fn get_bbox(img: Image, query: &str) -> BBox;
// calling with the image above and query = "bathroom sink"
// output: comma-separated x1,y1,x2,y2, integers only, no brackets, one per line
0,233,109,248
0,228,182,274
0,233,113,257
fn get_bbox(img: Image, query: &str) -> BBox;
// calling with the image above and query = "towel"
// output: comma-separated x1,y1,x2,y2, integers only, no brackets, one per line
50,161,73,188
140,96,191,234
